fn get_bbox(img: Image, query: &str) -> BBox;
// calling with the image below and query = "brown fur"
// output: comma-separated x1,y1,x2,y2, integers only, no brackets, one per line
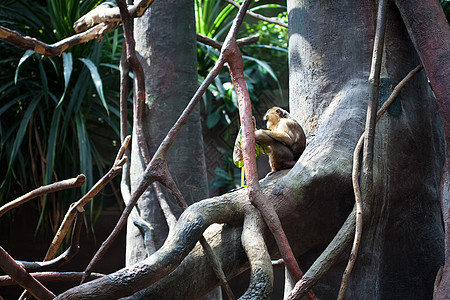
255,107,306,173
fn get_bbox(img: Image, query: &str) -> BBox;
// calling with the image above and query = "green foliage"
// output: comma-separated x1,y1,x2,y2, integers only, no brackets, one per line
241,10,288,77
196,0,286,130
0,0,125,234
208,147,241,191
196,0,288,191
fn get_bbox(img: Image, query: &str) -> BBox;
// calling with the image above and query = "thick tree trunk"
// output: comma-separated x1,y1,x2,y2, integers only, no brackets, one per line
126,0,210,282
126,0,223,297
288,0,444,298
392,1,450,298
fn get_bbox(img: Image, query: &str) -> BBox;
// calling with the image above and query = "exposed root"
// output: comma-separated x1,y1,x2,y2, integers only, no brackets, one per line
240,205,273,299
56,197,246,299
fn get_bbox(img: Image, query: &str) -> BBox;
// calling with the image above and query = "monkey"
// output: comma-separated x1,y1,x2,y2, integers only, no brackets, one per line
255,107,306,174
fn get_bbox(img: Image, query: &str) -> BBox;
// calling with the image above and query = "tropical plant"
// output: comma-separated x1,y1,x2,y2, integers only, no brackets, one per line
195,0,288,191
0,0,125,234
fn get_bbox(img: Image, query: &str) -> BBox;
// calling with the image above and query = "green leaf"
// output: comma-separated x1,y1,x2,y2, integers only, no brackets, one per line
79,58,109,115
250,4,286,12
111,29,119,59
14,50,35,84
247,44,288,53
242,55,283,97
75,112,93,193
211,4,235,37
44,105,62,184
63,52,73,90
206,109,221,128
213,167,233,181
235,160,244,168
58,52,73,106
2,92,42,187
37,57,49,104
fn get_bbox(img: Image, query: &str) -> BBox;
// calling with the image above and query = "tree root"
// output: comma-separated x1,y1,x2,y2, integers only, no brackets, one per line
57,195,270,299
240,204,274,299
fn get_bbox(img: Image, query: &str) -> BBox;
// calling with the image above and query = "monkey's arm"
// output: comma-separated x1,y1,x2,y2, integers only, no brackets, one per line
257,130,293,146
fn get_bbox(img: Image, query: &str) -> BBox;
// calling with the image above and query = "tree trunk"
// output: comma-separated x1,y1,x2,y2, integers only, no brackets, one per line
288,0,444,298
126,0,211,285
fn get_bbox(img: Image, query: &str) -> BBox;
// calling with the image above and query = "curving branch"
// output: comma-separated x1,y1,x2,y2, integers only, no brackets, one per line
0,175,85,218
44,136,130,261
0,24,114,57
56,197,244,299
0,272,104,287
18,208,85,272
240,205,274,299
337,0,387,298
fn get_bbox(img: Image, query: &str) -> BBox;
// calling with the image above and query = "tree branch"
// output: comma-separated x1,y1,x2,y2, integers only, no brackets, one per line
0,272,104,286
240,205,274,299
44,136,130,261
18,209,85,272
56,197,244,299
223,0,288,28
196,33,260,49
0,175,85,218
0,247,55,300
0,24,112,57
73,0,155,33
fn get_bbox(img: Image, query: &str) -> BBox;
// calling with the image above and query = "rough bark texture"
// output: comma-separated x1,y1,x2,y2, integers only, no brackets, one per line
392,1,450,298
126,0,208,263
288,0,444,298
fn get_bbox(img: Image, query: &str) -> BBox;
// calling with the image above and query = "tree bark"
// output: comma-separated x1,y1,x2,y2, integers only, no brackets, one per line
288,0,444,298
126,0,208,262
126,0,222,298
392,2,450,298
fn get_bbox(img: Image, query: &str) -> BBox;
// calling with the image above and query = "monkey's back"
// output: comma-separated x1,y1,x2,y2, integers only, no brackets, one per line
288,119,306,159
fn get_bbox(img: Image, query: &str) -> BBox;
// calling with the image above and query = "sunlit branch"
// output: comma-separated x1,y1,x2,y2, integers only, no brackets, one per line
0,175,85,218
0,24,114,57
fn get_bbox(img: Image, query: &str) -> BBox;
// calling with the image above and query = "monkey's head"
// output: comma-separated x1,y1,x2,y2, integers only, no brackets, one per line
264,107,289,129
